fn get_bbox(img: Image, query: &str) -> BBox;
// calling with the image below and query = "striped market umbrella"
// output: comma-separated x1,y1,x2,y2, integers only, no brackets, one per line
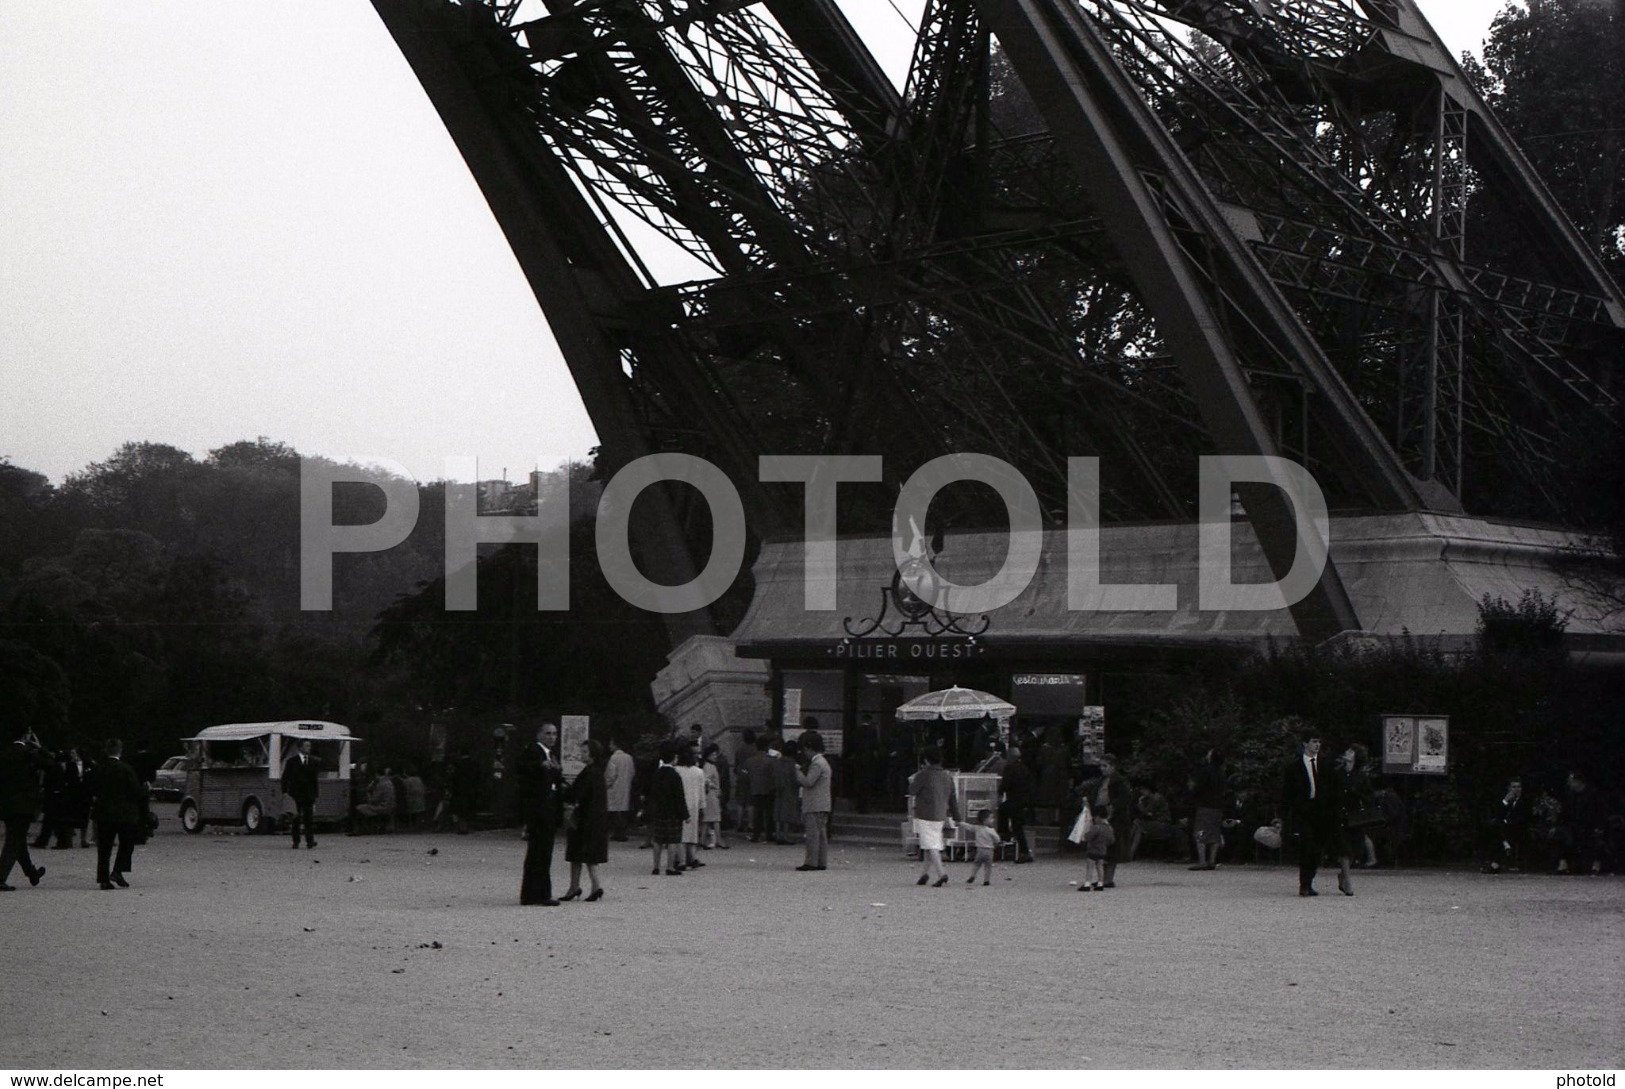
894,686,1015,722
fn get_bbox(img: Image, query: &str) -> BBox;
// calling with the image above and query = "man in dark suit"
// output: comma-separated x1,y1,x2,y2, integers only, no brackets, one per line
1000,745,1036,863
283,739,321,849
0,724,49,891
1281,732,1341,896
31,749,63,849
87,738,146,891
517,722,563,906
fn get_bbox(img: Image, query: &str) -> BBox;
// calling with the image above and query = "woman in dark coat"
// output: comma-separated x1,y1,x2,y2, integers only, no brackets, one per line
563,739,610,901
1189,748,1228,870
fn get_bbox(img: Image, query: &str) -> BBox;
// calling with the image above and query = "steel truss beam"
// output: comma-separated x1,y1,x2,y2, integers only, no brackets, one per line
376,0,1624,647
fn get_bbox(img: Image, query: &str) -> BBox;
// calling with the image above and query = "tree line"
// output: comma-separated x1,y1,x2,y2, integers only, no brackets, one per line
0,439,673,768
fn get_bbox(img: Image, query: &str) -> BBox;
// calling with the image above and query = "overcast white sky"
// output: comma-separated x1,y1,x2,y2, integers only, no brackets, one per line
0,1,1511,485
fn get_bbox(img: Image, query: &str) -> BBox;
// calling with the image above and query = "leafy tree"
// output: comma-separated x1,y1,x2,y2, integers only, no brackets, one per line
0,459,66,572
372,463,670,723
1463,0,1625,278
60,442,204,542
0,639,70,737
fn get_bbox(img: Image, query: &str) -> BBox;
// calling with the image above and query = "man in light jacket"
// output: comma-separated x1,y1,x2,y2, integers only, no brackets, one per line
794,730,832,871
604,736,635,842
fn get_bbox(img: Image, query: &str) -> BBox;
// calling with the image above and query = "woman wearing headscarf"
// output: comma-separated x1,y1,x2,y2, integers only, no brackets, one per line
562,739,610,901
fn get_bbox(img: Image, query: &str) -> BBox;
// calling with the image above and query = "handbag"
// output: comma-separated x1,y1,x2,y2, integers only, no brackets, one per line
1253,822,1282,850
1066,806,1092,844
1346,808,1386,830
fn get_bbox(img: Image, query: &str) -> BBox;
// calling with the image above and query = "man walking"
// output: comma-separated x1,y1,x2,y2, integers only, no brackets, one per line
0,725,49,891
87,739,145,891
1281,732,1340,896
517,722,563,906
795,731,832,871
283,739,321,849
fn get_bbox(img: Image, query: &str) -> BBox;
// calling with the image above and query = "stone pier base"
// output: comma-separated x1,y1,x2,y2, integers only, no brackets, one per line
650,635,771,760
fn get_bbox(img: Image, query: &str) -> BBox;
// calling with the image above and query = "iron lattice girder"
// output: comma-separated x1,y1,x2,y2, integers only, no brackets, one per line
377,0,1625,645
511,3,1224,507
662,217,1111,325
1253,213,1617,331
971,0,1422,639
1065,0,1622,508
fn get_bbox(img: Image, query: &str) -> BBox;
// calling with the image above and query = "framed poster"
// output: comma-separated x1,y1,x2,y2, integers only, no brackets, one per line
1381,714,1448,775
1415,717,1448,772
1383,716,1414,771
782,687,802,726
560,715,590,780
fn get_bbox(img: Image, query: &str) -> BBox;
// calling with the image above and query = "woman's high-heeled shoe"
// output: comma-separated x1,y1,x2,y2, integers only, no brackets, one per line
560,888,583,901
1337,875,1354,896
916,873,930,885
932,875,949,887
585,888,603,902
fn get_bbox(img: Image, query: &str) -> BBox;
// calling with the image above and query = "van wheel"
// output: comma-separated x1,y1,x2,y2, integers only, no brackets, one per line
180,802,202,834
243,799,266,834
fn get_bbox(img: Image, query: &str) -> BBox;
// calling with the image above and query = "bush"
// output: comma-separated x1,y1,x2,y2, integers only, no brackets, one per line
1111,605,1620,863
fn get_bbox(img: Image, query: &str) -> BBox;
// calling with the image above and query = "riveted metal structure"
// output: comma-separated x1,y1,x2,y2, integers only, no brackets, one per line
373,0,1624,643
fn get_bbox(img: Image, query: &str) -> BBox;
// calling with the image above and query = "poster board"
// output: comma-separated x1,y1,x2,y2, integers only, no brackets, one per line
782,688,802,726
1381,714,1448,775
560,715,590,780
1078,706,1106,764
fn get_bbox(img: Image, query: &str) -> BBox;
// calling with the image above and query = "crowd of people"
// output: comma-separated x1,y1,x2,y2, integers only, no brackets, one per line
5,716,1617,905
1,725,154,892
503,722,837,904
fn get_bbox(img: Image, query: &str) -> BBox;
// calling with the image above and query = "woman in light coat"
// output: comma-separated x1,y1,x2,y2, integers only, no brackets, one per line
603,737,635,842
701,744,724,849
676,746,707,870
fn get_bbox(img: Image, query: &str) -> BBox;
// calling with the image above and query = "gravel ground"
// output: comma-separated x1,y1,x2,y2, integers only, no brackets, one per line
2,820,1620,1070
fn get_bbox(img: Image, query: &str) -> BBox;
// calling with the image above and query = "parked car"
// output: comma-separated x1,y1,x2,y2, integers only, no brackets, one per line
151,755,194,801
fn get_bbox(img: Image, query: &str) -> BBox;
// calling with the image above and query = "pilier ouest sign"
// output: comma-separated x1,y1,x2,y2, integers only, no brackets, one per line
299,453,1331,616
